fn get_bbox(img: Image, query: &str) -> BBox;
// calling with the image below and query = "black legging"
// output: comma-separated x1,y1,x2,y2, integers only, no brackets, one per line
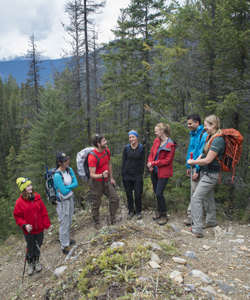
24,231,44,263
123,173,143,213
151,171,169,214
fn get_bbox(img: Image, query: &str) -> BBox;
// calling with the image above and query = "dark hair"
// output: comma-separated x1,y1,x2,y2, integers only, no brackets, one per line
56,161,70,173
91,133,105,147
187,114,201,125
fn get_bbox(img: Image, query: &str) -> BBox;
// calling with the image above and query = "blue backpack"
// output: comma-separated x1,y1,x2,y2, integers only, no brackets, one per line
44,168,64,205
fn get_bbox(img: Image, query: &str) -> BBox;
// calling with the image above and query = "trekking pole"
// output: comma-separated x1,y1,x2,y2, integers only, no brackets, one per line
190,152,193,230
22,232,30,283
22,246,28,283
35,240,51,271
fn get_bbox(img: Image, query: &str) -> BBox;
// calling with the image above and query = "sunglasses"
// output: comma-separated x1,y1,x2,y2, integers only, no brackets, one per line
19,178,29,187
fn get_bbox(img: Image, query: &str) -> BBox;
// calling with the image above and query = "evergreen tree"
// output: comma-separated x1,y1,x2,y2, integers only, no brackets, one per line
25,34,45,114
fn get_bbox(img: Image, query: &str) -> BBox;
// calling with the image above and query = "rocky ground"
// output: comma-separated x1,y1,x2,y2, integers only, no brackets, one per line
0,203,249,300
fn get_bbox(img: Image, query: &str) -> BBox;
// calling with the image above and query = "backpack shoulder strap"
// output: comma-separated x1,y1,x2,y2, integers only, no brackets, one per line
89,151,100,168
126,144,130,157
207,134,223,149
139,143,143,156
199,128,206,141
53,169,65,185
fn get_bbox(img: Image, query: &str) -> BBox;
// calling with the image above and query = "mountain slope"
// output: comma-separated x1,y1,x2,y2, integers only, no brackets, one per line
0,58,69,86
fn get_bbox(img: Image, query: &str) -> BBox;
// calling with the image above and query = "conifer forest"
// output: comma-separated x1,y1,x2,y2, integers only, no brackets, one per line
0,0,250,239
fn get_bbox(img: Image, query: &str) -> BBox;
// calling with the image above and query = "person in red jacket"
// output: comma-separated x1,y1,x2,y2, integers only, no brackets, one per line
13,177,51,276
147,123,177,225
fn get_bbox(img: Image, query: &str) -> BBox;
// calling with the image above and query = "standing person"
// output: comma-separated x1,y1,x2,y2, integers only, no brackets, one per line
54,152,78,254
13,178,51,276
88,134,120,230
187,115,225,238
184,114,208,225
147,123,177,225
122,130,145,220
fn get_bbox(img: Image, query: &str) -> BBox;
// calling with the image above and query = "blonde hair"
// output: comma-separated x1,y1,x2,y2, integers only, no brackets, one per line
204,115,222,155
156,123,171,137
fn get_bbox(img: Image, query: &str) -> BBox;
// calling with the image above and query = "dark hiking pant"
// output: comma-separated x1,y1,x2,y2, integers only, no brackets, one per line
88,179,120,224
151,171,169,214
123,173,143,213
24,231,44,263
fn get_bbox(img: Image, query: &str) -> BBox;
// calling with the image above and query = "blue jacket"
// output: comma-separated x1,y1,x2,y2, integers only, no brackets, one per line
186,125,208,172
54,167,78,196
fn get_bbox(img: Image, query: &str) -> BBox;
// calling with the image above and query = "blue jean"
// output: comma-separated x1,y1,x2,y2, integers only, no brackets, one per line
151,171,169,214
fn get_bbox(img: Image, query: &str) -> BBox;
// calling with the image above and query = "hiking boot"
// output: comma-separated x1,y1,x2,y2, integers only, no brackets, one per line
94,223,102,230
202,222,217,229
27,263,34,276
34,260,42,272
70,239,75,245
136,212,142,220
153,210,161,221
158,214,168,225
191,231,204,238
183,216,192,225
127,211,135,220
62,246,71,255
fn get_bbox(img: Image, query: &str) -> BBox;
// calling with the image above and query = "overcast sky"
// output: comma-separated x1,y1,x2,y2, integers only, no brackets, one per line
0,0,184,61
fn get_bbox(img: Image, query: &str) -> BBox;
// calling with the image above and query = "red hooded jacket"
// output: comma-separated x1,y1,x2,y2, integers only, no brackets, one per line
13,192,51,235
148,137,177,178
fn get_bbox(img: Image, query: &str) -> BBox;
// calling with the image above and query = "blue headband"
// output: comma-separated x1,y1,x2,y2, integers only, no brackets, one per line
128,131,138,138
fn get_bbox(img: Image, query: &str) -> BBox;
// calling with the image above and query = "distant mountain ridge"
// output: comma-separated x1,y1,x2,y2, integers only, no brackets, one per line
0,56,69,86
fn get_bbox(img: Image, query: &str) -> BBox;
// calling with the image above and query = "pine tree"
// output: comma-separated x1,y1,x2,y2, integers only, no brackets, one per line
25,34,45,113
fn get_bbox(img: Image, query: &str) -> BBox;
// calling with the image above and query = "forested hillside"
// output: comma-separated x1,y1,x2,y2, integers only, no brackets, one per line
0,0,249,240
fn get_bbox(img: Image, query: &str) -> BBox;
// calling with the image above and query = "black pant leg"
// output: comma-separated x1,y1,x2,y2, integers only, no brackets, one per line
24,233,35,263
123,179,134,212
155,177,169,214
34,231,44,259
151,171,158,193
134,176,143,213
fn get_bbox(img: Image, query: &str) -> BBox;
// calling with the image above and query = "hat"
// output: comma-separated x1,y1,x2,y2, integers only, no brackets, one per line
16,177,32,192
56,152,70,162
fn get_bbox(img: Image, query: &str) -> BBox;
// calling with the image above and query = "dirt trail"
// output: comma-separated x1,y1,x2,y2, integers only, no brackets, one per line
0,205,249,300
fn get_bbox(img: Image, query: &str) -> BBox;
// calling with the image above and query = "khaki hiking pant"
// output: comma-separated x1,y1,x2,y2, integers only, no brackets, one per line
191,172,219,234
187,168,200,217
88,179,119,224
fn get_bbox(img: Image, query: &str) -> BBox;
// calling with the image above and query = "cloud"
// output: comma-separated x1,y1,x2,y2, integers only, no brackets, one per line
0,0,184,60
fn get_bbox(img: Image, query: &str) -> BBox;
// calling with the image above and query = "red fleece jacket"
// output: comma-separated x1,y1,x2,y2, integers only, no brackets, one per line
148,137,177,178
13,192,51,235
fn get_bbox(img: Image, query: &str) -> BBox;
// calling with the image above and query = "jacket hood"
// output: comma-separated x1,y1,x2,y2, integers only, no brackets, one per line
155,137,177,148
190,124,204,137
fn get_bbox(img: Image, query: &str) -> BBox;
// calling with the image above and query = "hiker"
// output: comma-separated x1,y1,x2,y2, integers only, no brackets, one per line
54,152,78,254
122,130,145,220
184,114,208,225
13,178,51,275
147,123,177,225
88,133,120,230
187,115,225,238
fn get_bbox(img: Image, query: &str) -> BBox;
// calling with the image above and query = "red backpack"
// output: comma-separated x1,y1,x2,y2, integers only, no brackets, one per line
206,129,244,183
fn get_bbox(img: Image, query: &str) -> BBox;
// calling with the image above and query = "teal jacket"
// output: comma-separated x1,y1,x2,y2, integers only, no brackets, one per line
186,125,208,172
54,167,78,196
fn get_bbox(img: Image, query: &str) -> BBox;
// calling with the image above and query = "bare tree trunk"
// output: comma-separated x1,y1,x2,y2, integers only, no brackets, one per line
84,0,91,142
